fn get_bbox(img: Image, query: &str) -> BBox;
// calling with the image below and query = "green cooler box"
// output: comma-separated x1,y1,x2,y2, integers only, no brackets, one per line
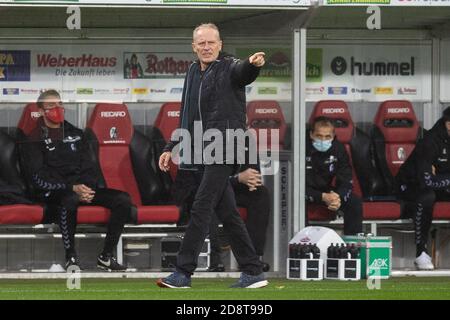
343,235,392,279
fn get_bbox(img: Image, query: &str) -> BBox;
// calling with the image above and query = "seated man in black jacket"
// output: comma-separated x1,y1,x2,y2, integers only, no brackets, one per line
396,107,450,270
20,89,131,271
306,116,363,236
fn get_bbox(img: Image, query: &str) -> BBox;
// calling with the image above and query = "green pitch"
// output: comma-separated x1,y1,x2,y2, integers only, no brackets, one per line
0,277,449,300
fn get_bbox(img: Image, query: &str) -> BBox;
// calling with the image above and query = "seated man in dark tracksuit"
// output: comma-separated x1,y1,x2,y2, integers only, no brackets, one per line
20,89,132,271
306,116,363,236
396,107,450,270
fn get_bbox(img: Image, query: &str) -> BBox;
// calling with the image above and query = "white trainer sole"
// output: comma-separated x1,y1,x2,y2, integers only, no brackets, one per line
245,280,269,289
414,263,434,271
157,279,191,289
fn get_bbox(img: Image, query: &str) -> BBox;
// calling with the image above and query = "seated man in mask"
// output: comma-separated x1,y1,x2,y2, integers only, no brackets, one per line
20,89,132,271
305,116,363,236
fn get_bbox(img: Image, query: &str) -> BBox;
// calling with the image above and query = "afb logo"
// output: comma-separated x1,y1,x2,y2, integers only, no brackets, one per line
330,56,347,76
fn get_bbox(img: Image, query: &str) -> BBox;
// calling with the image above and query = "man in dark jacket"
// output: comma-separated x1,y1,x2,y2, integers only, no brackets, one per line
20,89,131,271
306,116,363,235
157,23,267,289
396,107,450,270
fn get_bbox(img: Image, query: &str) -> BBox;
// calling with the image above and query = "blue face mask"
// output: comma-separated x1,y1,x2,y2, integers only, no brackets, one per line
312,139,333,152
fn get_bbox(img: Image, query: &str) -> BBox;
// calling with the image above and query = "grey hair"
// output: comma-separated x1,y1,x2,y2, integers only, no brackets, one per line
37,89,61,108
193,23,221,41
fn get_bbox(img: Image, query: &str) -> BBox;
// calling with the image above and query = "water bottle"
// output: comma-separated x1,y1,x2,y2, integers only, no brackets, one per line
312,244,321,259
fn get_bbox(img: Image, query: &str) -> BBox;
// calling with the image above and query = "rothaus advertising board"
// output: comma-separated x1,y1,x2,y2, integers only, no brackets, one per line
0,43,431,102
0,44,295,102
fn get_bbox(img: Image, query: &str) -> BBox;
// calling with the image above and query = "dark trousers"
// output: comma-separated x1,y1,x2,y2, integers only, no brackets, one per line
341,194,363,236
176,165,263,276
401,189,450,255
209,184,271,266
307,194,363,236
40,188,132,258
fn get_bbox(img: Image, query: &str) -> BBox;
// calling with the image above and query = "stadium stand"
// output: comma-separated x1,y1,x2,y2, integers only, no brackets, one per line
152,102,248,221
308,100,450,234
370,100,450,219
307,100,402,222
247,100,287,151
370,100,422,195
0,103,180,226
84,103,179,224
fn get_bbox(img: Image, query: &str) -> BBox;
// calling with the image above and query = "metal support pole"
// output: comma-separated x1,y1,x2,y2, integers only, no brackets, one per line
293,28,307,234
116,236,123,264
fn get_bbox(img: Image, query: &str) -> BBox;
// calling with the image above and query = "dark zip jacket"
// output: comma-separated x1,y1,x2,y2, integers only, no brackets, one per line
396,117,450,195
163,52,260,167
20,119,99,196
305,136,353,204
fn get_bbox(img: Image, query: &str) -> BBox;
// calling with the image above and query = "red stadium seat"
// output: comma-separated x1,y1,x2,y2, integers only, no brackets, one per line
17,103,41,136
0,204,43,224
77,206,111,224
154,102,181,181
371,100,420,193
85,103,179,224
432,202,450,219
154,102,181,143
308,100,401,220
247,100,287,151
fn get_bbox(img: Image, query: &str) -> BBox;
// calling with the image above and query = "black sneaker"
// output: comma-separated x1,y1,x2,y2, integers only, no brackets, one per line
97,254,127,272
65,256,82,271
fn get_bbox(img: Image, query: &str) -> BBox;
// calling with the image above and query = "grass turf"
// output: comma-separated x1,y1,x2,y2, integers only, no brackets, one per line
0,277,449,300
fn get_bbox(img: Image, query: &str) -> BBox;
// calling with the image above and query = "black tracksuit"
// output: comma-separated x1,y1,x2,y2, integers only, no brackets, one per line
164,52,264,276
305,136,363,235
396,118,450,256
20,119,132,259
